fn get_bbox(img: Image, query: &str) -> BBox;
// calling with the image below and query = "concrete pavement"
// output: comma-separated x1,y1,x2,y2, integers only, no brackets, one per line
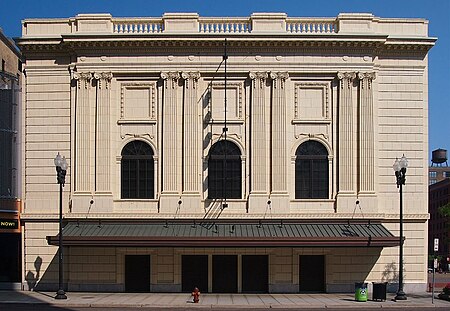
0,290,449,309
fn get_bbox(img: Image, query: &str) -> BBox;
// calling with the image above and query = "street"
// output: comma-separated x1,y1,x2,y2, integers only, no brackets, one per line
1,305,450,311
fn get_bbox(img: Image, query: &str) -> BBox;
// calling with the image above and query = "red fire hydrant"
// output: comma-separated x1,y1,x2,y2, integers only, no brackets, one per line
192,287,200,303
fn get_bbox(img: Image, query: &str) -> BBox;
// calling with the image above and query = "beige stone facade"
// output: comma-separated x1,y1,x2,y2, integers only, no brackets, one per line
17,13,434,293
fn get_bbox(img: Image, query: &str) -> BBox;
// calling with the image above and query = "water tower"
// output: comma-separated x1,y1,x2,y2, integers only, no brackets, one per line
431,148,448,167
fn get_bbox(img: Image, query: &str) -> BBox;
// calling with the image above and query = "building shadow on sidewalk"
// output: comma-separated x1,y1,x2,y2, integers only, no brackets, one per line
0,290,76,311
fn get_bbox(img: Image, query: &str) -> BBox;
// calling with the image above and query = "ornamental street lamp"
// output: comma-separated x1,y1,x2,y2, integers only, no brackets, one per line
54,153,67,300
393,154,408,301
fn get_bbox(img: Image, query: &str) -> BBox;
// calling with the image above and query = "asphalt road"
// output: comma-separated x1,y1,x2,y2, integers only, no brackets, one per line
1,307,449,311
1,306,450,311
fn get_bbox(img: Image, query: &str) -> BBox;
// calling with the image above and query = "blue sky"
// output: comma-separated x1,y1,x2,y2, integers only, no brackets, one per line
1,0,449,159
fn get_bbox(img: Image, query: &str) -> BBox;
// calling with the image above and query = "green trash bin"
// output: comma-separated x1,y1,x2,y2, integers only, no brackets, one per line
355,282,368,302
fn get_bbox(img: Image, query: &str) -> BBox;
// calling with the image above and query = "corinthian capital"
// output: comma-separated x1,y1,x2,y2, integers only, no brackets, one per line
161,71,180,89
270,72,289,89
93,72,113,89
249,71,269,80
337,72,356,80
161,71,180,80
72,72,92,89
337,72,356,89
181,71,201,80
357,72,376,81
73,72,92,81
358,72,376,90
181,71,201,89
102,72,113,81
249,71,268,89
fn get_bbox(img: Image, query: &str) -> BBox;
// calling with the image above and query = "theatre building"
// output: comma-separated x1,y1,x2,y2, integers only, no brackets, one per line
17,13,434,293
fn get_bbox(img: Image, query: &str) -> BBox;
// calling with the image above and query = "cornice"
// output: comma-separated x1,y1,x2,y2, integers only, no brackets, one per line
18,35,434,60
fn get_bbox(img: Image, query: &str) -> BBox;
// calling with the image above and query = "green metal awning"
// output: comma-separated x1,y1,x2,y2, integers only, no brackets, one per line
47,220,399,247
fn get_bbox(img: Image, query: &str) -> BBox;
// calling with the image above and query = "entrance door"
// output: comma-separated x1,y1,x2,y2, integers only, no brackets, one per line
0,233,21,283
212,255,237,293
182,255,208,293
125,255,150,292
242,255,268,293
299,255,325,292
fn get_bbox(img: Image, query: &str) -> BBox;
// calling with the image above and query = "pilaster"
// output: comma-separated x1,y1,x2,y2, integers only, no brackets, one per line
160,71,181,213
270,72,290,213
73,72,92,193
93,72,113,193
181,71,202,211
358,72,376,194
248,71,269,213
337,72,356,195
249,71,269,193
270,72,289,193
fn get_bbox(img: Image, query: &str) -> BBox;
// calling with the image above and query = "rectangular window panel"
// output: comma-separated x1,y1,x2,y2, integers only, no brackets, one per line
312,160,328,199
297,160,311,198
121,160,131,198
228,160,241,199
296,159,328,199
208,159,241,199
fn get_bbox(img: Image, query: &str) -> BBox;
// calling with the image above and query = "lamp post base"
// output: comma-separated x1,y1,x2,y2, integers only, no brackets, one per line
394,290,407,301
55,289,67,300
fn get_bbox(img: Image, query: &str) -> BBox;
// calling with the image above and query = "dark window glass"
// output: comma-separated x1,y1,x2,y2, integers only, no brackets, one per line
208,141,241,199
295,141,328,199
121,141,154,199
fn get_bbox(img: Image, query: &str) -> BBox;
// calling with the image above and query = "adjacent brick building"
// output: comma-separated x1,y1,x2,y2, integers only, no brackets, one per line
429,179,450,264
0,27,22,289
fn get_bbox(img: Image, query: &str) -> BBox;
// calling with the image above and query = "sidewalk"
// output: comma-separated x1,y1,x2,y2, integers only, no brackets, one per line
0,290,449,308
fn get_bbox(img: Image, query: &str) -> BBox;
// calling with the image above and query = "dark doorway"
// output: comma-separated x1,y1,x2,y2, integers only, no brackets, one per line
299,255,325,292
182,255,208,293
213,255,237,293
125,255,150,292
0,233,21,282
242,255,268,293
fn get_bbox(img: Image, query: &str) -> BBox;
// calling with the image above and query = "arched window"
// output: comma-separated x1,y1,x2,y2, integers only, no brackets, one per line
208,140,241,199
121,141,154,199
295,141,329,199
